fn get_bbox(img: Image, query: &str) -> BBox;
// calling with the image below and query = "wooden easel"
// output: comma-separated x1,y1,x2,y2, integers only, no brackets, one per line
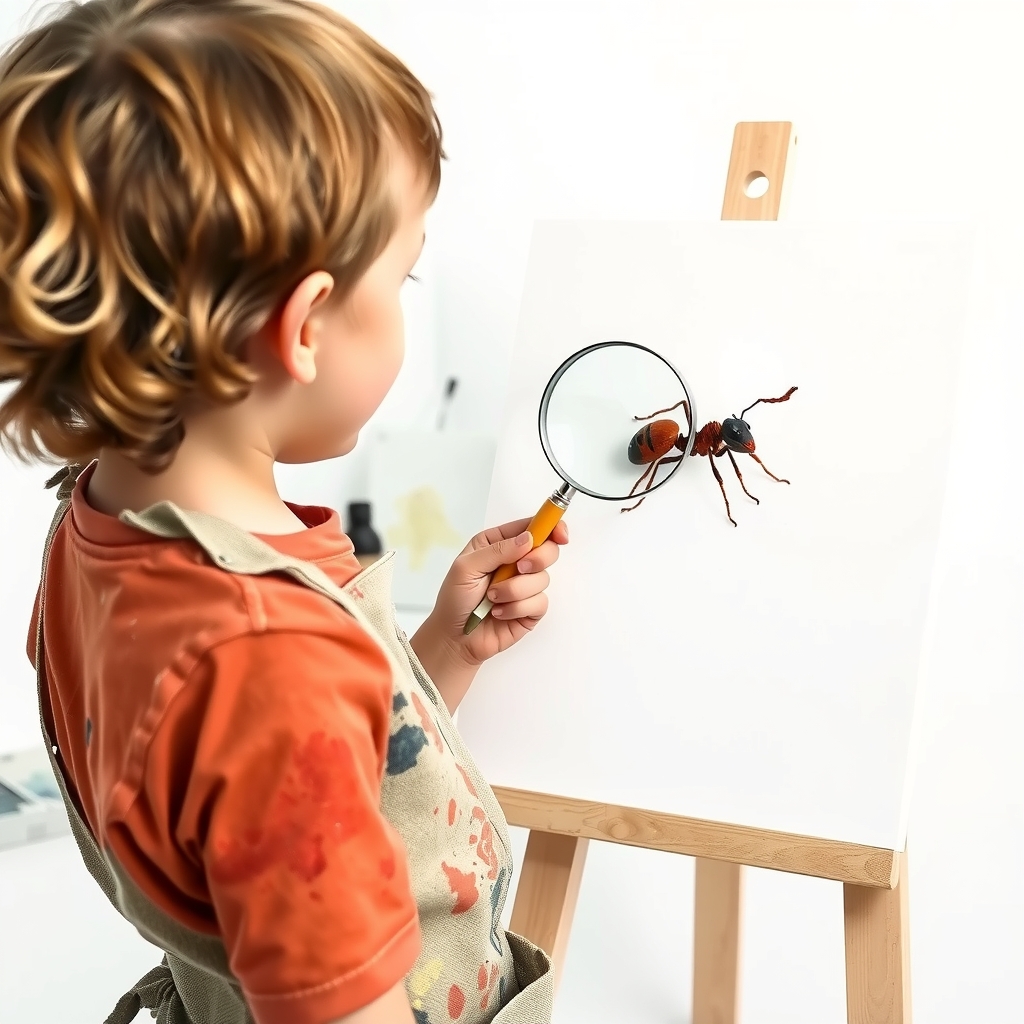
497,123,912,1024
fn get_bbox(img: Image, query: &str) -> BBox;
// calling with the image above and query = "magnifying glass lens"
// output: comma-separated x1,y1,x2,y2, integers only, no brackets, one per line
465,340,695,635
541,342,695,502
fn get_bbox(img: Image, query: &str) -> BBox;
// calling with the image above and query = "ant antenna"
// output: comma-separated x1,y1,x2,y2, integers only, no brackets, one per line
741,386,798,420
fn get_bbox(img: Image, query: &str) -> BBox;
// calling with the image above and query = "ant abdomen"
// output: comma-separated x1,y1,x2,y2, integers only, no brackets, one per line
627,419,679,465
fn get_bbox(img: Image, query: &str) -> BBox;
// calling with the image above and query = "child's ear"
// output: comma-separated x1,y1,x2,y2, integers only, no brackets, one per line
271,271,335,384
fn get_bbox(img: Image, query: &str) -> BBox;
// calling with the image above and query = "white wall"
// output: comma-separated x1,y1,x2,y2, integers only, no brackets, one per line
1,2,1021,1022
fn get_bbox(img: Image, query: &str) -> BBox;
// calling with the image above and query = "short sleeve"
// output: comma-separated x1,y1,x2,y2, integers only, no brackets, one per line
126,628,420,1024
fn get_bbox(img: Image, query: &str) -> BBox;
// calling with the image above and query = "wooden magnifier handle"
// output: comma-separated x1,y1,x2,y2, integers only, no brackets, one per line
463,484,575,635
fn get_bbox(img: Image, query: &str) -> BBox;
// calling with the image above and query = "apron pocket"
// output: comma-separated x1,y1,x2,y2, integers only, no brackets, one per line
491,930,554,1024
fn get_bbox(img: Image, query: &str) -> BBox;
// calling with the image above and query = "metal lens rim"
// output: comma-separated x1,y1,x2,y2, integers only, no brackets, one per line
537,340,697,502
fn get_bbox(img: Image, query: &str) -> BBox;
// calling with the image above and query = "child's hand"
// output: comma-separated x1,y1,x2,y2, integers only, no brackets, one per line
408,518,569,712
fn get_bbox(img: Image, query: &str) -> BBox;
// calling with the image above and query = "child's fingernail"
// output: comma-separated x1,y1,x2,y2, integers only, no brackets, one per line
487,589,498,601
492,606,504,617
517,559,532,573
516,531,531,545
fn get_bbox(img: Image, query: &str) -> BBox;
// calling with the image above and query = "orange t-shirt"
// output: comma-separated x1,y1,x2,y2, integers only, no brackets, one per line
27,463,420,1024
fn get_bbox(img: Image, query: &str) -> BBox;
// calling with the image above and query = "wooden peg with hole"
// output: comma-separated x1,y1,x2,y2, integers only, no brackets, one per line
722,121,796,220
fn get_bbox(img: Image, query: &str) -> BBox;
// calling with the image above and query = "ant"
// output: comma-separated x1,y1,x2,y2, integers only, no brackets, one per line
622,386,798,525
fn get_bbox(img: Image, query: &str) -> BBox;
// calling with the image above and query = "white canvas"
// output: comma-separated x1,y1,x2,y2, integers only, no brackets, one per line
457,221,975,850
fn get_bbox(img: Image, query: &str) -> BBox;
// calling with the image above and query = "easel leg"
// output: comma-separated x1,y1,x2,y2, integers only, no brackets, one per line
693,858,742,1024
509,831,589,990
844,850,911,1024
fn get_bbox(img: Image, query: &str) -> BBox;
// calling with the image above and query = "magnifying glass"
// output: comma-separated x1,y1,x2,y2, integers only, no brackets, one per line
463,340,697,634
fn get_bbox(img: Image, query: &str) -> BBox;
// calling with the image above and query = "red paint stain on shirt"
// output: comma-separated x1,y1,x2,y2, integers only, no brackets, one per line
447,798,457,826
442,862,479,914
208,731,368,885
411,691,443,752
448,983,465,1019
456,763,478,798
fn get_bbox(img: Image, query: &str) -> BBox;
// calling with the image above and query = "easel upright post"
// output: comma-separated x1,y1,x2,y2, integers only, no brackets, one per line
844,849,912,1024
508,830,589,993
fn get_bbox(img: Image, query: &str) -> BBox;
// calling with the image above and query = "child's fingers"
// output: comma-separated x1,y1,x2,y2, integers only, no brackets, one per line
487,569,550,605
473,517,568,554
513,538,561,575
490,593,549,621
471,518,533,551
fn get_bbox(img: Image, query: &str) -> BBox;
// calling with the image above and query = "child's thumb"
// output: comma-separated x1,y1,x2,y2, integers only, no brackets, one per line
465,530,533,576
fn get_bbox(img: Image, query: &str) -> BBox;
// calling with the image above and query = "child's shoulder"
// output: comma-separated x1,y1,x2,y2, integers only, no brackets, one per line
52,489,376,663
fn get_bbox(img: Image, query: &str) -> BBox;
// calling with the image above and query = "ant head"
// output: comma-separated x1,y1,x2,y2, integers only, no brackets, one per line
721,416,755,453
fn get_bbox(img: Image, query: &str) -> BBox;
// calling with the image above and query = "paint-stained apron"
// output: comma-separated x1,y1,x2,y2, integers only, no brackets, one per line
34,464,553,1024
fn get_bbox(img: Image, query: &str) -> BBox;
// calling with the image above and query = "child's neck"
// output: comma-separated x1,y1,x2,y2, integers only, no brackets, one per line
88,440,307,536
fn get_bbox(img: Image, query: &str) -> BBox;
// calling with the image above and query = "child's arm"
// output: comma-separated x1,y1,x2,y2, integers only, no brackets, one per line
410,518,569,713
122,629,424,1024
330,980,416,1024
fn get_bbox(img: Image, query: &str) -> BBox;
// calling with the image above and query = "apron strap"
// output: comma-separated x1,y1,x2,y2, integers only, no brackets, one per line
35,465,196,1024
104,957,189,1024
35,463,123,908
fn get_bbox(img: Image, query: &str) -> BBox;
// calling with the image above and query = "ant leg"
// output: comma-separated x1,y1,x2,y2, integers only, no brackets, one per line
620,494,648,513
709,455,737,527
626,460,659,499
726,450,759,505
622,453,685,511
633,398,688,422
749,453,790,485
629,451,682,497
647,454,683,490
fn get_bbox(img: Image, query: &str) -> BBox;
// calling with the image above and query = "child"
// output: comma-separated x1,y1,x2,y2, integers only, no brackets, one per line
0,2,567,1022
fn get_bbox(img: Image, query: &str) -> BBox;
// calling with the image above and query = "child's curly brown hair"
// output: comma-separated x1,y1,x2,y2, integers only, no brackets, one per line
0,0,443,473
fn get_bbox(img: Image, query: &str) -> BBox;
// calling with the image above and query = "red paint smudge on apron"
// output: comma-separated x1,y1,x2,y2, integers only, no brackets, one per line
448,983,465,1019
456,763,478,798
468,805,485,847
448,798,457,826
411,691,443,752
479,963,499,1009
208,731,367,885
442,862,479,913
476,820,499,880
